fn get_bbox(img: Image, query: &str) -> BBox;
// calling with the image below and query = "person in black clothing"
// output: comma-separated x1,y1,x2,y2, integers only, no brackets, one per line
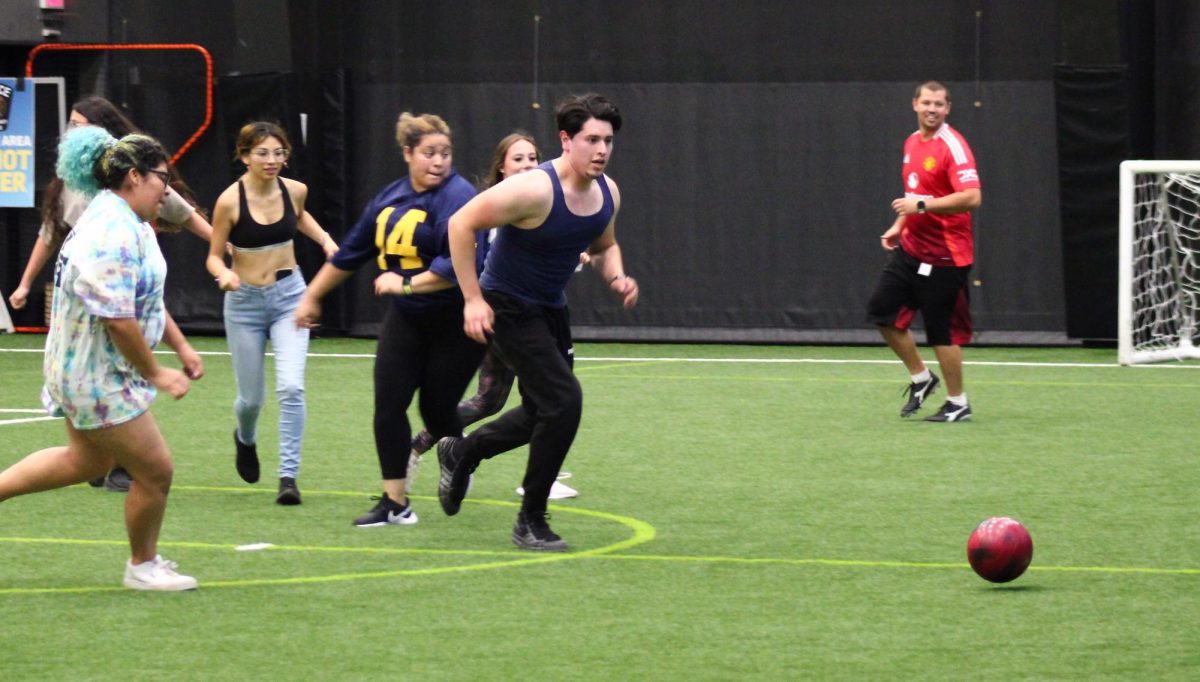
295,112,486,527
407,131,579,501
438,94,638,551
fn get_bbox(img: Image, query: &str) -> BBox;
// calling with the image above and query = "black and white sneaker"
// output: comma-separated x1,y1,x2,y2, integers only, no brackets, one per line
900,372,941,417
352,492,418,527
234,429,260,484
512,511,568,552
923,400,972,422
437,437,475,516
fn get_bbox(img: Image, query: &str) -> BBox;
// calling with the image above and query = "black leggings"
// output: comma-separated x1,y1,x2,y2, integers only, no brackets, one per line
458,348,516,425
373,304,486,480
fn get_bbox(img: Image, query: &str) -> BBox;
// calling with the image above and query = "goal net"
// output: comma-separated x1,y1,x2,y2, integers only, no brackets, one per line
1119,160,1200,364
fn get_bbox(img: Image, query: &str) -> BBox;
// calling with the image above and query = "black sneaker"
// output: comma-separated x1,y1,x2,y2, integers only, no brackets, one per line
276,477,302,505
900,372,941,417
352,492,418,527
437,437,475,516
88,475,106,488
104,467,132,492
410,430,436,456
512,510,568,552
924,400,972,422
234,429,260,484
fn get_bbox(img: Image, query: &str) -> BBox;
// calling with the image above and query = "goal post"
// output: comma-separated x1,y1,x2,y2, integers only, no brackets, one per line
1119,160,1200,364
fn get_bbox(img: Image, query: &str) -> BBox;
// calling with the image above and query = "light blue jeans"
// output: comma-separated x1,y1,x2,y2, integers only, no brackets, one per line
223,269,309,479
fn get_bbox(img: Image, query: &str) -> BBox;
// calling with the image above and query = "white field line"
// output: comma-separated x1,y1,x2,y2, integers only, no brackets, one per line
0,416,57,426
2,346,1199,369
0,408,56,426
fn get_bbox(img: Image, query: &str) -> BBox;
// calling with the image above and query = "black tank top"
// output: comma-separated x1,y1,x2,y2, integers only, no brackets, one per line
228,178,298,249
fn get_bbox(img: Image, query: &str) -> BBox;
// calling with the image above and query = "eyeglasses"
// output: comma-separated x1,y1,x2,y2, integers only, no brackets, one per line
66,120,86,129
250,148,290,160
146,169,171,186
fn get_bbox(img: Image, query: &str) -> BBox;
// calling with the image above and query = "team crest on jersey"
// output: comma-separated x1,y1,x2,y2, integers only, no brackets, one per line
923,156,937,172
907,172,919,190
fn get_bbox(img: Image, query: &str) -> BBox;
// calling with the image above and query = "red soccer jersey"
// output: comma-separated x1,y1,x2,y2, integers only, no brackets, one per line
898,124,980,266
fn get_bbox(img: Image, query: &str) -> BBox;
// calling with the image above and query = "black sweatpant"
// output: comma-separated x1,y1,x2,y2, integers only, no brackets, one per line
373,304,486,480
461,290,581,515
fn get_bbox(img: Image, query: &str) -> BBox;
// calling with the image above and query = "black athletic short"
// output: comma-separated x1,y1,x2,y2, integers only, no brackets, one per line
866,247,973,346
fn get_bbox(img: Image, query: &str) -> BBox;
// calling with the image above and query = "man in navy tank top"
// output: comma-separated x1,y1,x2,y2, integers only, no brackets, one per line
438,93,639,551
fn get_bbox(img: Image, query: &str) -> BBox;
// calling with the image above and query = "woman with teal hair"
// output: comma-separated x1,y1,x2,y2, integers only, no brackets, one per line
7,96,215,493
0,127,202,591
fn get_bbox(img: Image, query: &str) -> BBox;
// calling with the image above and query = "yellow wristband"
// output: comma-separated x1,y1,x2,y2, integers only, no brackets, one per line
402,276,414,296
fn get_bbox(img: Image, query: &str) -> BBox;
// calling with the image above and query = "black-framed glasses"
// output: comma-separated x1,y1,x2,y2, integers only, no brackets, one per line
146,169,171,186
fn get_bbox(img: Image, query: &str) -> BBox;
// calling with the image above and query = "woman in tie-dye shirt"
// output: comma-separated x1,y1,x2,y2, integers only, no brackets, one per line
0,128,202,591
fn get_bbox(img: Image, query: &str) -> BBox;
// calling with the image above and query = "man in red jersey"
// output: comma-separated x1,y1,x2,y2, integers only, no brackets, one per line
867,81,982,422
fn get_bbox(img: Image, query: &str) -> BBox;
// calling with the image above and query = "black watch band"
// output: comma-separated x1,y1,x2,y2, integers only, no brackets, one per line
917,200,927,214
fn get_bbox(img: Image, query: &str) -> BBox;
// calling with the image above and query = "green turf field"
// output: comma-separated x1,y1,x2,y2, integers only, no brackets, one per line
1,333,1197,679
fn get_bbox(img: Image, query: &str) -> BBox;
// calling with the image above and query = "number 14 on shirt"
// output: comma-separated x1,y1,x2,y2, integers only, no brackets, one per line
375,207,426,270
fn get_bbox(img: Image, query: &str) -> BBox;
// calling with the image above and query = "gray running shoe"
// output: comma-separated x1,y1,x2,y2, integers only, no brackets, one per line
512,511,568,552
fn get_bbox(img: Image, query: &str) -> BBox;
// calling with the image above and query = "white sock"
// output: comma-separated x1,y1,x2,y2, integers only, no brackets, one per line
947,393,968,406
910,369,931,384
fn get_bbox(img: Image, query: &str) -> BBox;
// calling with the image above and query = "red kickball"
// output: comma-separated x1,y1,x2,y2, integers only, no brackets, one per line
967,516,1033,583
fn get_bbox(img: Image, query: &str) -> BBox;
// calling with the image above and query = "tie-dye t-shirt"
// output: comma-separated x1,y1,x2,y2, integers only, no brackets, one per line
41,190,168,429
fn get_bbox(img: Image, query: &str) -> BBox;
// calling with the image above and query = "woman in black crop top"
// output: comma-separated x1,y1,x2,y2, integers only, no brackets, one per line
207,122,338,506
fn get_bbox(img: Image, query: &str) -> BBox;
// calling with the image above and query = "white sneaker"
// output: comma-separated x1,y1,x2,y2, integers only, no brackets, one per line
123,555,198,592
516,480,579,500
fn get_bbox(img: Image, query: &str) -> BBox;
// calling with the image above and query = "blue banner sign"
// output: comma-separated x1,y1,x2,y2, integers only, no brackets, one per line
0,78,35,208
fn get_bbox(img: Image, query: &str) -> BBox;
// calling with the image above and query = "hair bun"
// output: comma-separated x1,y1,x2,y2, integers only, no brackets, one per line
56,126,117,197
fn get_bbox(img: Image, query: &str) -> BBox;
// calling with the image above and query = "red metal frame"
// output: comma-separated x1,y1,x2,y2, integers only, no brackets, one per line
26,43,214,165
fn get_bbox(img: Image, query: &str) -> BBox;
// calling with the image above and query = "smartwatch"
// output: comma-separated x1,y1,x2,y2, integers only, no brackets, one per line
916,200,927,214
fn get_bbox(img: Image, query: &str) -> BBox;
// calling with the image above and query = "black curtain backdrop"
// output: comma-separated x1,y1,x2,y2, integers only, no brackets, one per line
154,71,310,333
1053,65,1129,340
308,0,1069,342
11,0,1200,343
332,79,1064,341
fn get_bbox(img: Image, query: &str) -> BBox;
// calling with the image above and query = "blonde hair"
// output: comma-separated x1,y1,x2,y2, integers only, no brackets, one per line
395,112,452,149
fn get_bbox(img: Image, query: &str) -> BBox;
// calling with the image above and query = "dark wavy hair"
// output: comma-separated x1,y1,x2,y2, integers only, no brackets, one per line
42,96,202,241
234,121,292,160
555,93,622,137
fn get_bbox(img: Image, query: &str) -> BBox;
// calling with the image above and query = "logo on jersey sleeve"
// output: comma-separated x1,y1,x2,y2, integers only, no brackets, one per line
923,156,937,172
957,168,979,184
907,172,919,190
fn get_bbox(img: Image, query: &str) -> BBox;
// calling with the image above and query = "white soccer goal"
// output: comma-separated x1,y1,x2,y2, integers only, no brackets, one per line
1119,160,1200,364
